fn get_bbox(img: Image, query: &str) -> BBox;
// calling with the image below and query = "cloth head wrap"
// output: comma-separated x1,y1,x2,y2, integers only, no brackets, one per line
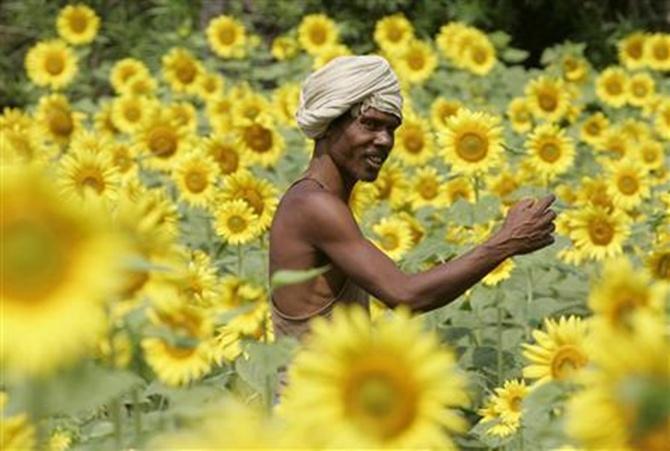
296,55,403,139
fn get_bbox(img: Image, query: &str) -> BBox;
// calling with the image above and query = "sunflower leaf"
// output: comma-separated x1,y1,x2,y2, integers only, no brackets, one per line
270,264,331,290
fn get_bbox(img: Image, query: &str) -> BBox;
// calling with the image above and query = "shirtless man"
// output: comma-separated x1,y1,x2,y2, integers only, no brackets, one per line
269,55,556,340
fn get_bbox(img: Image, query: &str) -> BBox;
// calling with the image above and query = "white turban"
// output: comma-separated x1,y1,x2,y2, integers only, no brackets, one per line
296,55,403,139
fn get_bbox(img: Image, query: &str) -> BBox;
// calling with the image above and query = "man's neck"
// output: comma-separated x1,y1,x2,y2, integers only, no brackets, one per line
303,152,355,202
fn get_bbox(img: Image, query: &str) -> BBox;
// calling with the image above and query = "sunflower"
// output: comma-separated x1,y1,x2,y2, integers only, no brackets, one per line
272,83,300,127
653,97,670,140
560,54,589,83
218,170,278,233
644,33,670,71
24,39,78,90
574,177,615,211
69,129,113,155
372,217,414,261
280,306,469,449
435,22,469,60
462,35,497,76
525,123,576,182
477,379,528,437
167,101,198,132
203,132,247,176
445,176,476,205
605,158,650,210
35,94,84,146
349,182,377,220
522,316,589,386
313,44,352,70
393,39,438,85
172,151,218,209
59,149,121,203
119,72,157,98
271,35,299,61
589,258,665,332
482,258,515,286
391,113,434,166
231,91,270,124
525,76,570,122
618,32,648,70
646,244,670,284
167,249,220,308
141,336,213,387
214,199,261,245
620,118,652,143
595,67,629,108
569,205,630,261
235,115,284,168
109,58,150,94
111,94,156,134
134,109,191,172
206,15,246,59
485,169,520,204
1,125,56,165
1,167,122,376
594,126,632,160
627,71,656,107
206,95,234,133
0,412,36,450
507,97,533,134
56,4,100,45
161,47,203,95
373,14,414,53
195,71,225,101
440,109,503,176
372,160,409,209
579,111,609,146
408,167,448,210
298,14,339,56
430,98,462,133
637,139,665,171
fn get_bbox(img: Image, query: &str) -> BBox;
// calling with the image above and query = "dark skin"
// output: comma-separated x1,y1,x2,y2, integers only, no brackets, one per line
269,107,557,315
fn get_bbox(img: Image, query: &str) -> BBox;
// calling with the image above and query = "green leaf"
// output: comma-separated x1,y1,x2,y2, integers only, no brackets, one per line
234,339,297,402
270,265,331,290
502,48,529,63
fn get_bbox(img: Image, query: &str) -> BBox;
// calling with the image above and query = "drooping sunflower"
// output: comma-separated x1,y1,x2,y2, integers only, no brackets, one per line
280,305,469,449
297,14,339,56
430,98,462,133
393,39,438,85
35,94,84,146
618,32,648,70
134,109,191,172
24,39,78,90
525,123,576,182
408,166,448,210
627,71,656,107
203,132,247,176
111,94,156,134
391,113,434,166
525,76,571,122
109,58,150,94
595,67,629,108
604,158,651,210
172,151,219,209
219,170,279,233
373,13,414,54
372,160,409,209
59,149,121,203
506,97,534,134
372,217,414,261
569,205,630,261
579,111,609,146
214,199,261,245
644,33,670,71
161,47,203,95
522,316,590,386
56,4,100,45
1,167,122,376
235,115,284,168
440,109,503,176
206,15,247,59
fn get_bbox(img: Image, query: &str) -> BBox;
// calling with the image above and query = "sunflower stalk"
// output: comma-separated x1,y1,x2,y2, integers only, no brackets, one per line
496,299,504,385
132,387,142,443
237,244,244,276
525,268,533,341
111,397,123,449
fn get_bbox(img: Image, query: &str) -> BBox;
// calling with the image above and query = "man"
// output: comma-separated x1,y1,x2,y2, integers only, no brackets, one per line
268,55,556,340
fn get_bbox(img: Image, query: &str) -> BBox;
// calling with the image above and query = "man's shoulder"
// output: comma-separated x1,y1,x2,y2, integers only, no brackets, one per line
279,184,355,236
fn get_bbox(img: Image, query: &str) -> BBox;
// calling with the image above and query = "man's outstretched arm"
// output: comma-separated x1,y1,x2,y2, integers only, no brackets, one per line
300,191,556,313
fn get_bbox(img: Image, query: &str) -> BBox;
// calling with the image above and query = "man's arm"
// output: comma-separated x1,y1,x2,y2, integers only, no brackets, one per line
300,191,556,313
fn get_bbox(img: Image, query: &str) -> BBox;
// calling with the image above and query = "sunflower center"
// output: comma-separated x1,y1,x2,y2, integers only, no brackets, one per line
509,395,523,412
48,108,74,137
610,293,641,326
514,109,530,122
241,189,264,215
120,269,149,298
163,343,198,359
112,148,132,172
309,26,327,45
588,218,614,245
244,125,272,153
539,142,561,163
79,170,105,194
642,147,658,163
606,79,623,95
376,179,392,200
627,41,643,59
148,127,178,158
386,25,403,42
185,171,208,194
123,104,141,122
456,132,487,162
407,50,425,70
632,83,648,97
68,12,88,33
403,131,424,153
418,179,438,199
213,145,239,174
217,26,236,45
1,219,70,303
344,365,417,440
449,187,470,202
227,215,247,233
550,345,588,380
45,52,65,75
617,175,639,195
472,46,487,64
586,122,602,135
653,42,669,60
380,233,399,251
538,93,558,112
175,61,197,84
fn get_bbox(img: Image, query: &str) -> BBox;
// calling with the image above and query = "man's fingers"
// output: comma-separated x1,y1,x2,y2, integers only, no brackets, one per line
534,194,556,212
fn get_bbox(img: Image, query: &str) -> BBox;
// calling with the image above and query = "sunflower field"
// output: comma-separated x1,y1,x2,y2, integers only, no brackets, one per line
1,1,670,450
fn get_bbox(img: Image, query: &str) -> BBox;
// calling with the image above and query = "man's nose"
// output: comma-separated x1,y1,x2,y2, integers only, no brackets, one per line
374,130,393,149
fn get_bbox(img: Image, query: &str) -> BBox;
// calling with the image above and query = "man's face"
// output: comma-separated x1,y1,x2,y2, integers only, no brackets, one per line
327,107,401,182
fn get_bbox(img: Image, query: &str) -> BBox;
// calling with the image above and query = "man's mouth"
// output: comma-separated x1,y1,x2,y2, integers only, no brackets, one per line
365,154,384,169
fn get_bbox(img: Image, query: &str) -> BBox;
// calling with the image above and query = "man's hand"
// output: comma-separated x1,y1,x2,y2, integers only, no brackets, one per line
490,194,557,257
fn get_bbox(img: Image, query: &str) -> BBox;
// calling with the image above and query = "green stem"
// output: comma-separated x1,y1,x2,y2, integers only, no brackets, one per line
525,268,534,341
111,397,123,450
237,244,243,276
496,302,504,385
132,388,142,443
473,173,481,203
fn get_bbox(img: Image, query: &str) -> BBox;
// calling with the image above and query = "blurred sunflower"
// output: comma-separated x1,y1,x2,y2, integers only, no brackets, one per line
109,58,150,94
644,33,670,71
206,15,247,59
618,32,648,69
0,410,35,450
372,217,414,261
24,39,78,90
167,101,198,132
134,109,191,172
271,35,299,61
35,93,84,146
570,206,630,261
444,176,476,205
231,91,270,123
441,109,503,176
59,149,121,203
313,44,352,70
525,123,575,182
372,160,409,208
206,95,234,133
162,47,203,95
636,139,665,171
594,126,631,160
218,170,278,232
462,35,497,76
408,167,448,210
525,76,570,122
477,379,528,437
56,4,100,45
392,113,434,165
430,98,462,133
522,316,589,385
111,94,156,134
482,258,515,286
560,54,589,83
272,83,300,127
653,97,670,139
605,158,650,210
595,67,629,108
507,97,533,134
298,14,339,56
236,116,284,168
646,243,670,285
373,14,414,54
485,169,520,205
280,306,469,449
195,71,225,101
203,132,247,176
393,40,437,85
172,151,218,209
579,111,609,146
214,199,261,245
627,72,656,107
1,167,122,375
574,176,615,211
